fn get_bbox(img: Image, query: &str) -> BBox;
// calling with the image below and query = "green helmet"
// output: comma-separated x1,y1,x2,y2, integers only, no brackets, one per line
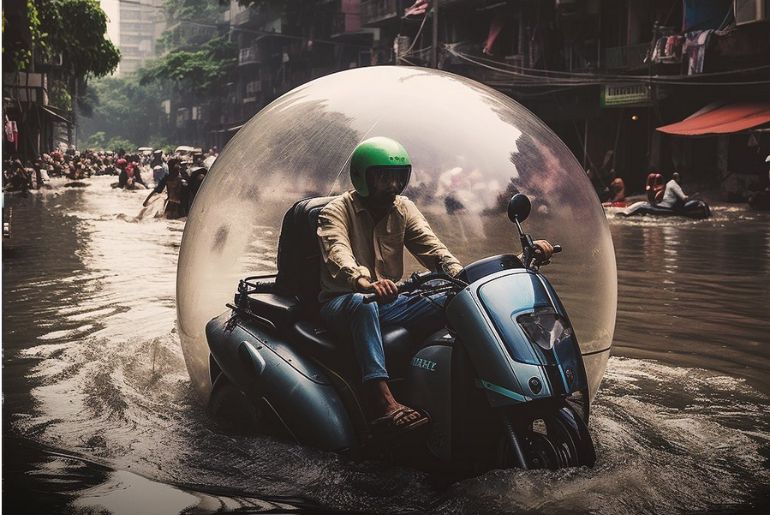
350,137,412,197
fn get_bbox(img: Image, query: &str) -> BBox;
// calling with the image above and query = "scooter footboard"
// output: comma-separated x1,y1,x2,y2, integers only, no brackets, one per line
207,313,356,451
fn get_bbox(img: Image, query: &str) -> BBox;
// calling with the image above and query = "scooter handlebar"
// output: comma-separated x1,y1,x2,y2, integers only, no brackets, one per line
361,271,451,304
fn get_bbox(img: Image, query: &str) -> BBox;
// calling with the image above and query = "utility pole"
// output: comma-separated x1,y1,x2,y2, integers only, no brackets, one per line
73,76,78,149
431,1,439,68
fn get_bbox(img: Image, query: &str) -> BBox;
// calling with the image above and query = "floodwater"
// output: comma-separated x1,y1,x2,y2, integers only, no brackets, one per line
3,177,769,514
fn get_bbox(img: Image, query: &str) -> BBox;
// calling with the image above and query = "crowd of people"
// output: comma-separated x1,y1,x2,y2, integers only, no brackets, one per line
2,146,218,219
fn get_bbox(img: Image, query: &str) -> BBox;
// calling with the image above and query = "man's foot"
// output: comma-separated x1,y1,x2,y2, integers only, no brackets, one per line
370,404,429,437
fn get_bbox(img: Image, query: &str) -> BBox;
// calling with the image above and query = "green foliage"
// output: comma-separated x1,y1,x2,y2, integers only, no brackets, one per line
3,0,42,71
104,136,138,153
37,0,120,78
49,80,73,111
158,0,228,53
140,36,236,96
77,75,167,149
85,131,107,149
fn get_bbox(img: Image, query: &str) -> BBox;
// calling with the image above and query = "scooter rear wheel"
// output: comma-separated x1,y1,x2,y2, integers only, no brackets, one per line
207,376,262,435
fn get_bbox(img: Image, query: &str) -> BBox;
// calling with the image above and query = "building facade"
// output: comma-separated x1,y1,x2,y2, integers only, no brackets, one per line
117,0,164,76
167,0,770,196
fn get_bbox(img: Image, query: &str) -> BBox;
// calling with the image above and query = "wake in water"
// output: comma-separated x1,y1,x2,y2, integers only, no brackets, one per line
14,332,770,514
5,177,769,513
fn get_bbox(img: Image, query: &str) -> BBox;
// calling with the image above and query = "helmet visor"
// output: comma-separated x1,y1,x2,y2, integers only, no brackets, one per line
365,166,411,197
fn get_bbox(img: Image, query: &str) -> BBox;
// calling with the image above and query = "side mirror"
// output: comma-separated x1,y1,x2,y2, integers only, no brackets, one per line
507,194,531,224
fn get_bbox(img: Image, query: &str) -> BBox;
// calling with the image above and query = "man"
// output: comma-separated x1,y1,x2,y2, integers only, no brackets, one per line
645,171,665,204
607,169,626,203
658,172,688,210
151,150,168,185
316,137,554,435
143,158,185,218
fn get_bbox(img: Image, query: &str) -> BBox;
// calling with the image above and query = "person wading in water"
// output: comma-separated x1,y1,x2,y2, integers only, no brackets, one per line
143,158,186,218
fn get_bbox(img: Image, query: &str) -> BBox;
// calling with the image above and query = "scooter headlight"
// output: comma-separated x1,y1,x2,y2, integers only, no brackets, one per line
517,309,572,351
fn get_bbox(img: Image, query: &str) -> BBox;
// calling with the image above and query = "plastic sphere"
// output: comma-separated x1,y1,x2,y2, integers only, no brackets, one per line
177,66,616,402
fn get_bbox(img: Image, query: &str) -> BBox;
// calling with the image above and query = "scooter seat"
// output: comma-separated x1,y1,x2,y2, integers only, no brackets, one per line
292,320,412,375
243,292,300,331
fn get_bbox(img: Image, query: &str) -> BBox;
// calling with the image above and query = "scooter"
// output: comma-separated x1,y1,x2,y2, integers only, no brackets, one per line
205,194,596,473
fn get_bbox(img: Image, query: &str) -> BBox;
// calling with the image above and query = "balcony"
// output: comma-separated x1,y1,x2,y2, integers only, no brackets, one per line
239,46,263,65
361,0,399,27
331,11,364,37
233,6,266,27
602,43,650,71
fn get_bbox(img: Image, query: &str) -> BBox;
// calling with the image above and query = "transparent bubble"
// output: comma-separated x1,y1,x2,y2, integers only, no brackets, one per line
177,66,616,401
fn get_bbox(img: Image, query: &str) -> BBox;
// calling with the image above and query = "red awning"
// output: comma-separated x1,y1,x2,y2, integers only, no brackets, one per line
657,101,770,136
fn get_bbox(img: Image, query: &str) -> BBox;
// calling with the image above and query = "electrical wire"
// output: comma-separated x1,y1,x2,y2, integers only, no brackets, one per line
400,11,430,56
449,47,770,87
448,42,770,81
120,1,770,85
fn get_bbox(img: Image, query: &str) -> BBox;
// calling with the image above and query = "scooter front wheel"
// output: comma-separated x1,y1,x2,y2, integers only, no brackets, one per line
499,404,596,469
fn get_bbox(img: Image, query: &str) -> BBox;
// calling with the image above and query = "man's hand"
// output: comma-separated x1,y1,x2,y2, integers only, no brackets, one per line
533,239,555,266
356,277,399,304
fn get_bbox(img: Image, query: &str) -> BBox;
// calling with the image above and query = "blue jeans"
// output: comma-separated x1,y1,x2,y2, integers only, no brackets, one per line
320,292,448,382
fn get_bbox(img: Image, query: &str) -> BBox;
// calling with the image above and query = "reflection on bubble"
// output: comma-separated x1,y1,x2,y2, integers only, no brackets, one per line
176,66,616,401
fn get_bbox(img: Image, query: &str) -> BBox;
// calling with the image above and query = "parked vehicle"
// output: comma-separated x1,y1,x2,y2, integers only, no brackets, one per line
622,199,711,219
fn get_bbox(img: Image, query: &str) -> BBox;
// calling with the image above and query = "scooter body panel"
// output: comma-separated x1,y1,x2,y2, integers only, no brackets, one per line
206,313,356,451
401,344,453,461
446,269,586,406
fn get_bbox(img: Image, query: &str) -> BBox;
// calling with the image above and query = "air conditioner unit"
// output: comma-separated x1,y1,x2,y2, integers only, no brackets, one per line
735,0,769,24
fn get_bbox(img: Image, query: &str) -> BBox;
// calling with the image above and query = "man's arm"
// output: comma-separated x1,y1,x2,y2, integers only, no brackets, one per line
402,199,464,276
143,176,166,206
317,203,372,289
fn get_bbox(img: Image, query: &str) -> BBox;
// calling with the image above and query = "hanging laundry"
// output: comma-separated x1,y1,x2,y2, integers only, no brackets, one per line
664,35,684,60
650,37,666,62
405,0,429,17
4,116,14,142
5,118,19,152
684,29,713,74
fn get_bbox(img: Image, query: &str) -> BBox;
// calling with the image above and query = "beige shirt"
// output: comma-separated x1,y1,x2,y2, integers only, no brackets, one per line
317,191,463,302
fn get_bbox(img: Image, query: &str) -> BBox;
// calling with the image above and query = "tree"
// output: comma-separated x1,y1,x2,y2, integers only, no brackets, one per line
159,0,229,53
2,0,42,71
37,0,120,78
3,0,119,78
77,75,167,149
139,36,236,97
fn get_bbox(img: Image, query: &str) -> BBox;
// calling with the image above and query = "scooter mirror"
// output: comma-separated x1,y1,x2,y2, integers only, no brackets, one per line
507,193,531,223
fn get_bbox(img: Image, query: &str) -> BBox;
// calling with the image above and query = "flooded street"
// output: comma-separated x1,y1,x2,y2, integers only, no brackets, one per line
3,177,770,513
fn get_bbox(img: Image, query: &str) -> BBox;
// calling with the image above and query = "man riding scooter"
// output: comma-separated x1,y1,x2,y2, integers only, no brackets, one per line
316,137,555,437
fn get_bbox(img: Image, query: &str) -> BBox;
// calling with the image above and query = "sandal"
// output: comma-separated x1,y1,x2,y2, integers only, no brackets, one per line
371,405,430,436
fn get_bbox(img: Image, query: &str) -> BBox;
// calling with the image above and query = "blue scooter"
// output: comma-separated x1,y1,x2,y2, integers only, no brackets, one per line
205,194,596,473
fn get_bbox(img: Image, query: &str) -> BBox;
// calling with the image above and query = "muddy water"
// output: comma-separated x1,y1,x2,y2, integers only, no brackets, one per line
3,178,769,513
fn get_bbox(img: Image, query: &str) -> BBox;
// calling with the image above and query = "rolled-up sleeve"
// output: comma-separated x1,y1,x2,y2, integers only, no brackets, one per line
317,203,372,288
402,199,463,277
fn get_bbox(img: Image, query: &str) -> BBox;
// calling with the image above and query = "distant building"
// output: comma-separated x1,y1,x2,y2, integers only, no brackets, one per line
117,0,164,76
100,0,121,49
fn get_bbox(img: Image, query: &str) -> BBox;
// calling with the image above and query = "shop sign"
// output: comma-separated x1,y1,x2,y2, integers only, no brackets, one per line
601,83,651,107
